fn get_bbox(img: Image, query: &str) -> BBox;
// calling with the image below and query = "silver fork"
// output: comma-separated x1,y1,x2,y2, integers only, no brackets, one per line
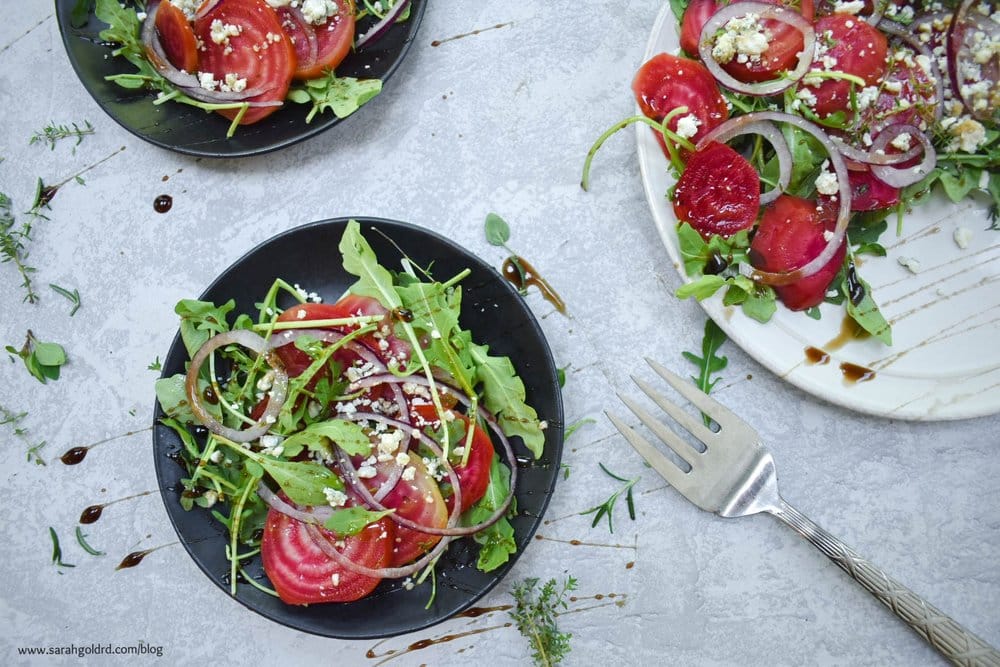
608,358,1000,667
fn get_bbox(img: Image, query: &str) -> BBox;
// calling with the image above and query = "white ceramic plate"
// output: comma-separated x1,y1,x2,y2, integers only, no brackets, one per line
637,3,1000,420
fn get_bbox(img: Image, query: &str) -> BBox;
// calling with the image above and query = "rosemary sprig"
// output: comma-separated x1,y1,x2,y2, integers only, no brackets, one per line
49,527,76,569
75,527,105,556
29,121,94,151
510,575,578,667
579,463,638,533
50,283,82,316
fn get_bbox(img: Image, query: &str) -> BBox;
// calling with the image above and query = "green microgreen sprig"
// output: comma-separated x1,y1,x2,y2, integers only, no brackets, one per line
580,463,638,533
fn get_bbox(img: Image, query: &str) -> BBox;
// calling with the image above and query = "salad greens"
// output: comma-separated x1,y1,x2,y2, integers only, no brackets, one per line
6,331,67,384
157,220,546,599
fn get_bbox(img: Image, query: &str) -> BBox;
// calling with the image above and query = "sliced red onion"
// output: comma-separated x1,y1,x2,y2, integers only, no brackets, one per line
697,119,791,204
866,0,887,26
698,2,816,96
829,134,922,165
870,124,937,187
696,112,852,286
194,0,222,20
355,0,411,49
185,330,289,443
305,521,454,580
256,481,332,524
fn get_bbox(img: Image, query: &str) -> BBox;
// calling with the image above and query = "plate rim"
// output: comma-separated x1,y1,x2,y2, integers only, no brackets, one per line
54,0,427,158
151,216,565,638
636,3,1000,421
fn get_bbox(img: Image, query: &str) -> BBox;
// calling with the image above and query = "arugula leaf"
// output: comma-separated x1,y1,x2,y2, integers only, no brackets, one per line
154,373,222,422
323,507,394,537
339,220,403,309
175,299,235,358
669,0,690,23
463,457,516,572
247,454,344,507
841,255,892,345
280,419,372,458
288,72,382,123
70,0,94,28
469,342,545,459
683,319,728,394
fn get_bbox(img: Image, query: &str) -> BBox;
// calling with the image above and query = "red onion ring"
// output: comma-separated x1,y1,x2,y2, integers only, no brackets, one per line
698,2,816,96
305,521,454,580
697,112,851,286
870,124,937,187
355,0,411,49
256,481,332,524
829,134,922,165
866,0,887,26
140,1,274,105
184,330,289,443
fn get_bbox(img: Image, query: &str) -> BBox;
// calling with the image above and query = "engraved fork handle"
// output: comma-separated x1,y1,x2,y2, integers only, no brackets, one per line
770,500,1000,667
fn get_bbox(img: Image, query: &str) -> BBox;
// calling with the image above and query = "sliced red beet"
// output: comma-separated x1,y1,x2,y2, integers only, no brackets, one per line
193,0,296,125
672,142,761,239
844,168,901,211
632,53,729,156
261,505,394,604
808,15,888,118
749,194,846,310
376,457,449,567
276,0,355,81
155,0,199,73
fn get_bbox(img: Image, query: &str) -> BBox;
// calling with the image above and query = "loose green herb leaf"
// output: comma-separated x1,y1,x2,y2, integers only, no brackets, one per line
683,318,728,425
0,192,39,303
556,366,566,388
510,575,578,667
75,527,105,556
6,331,67,383
49,527,76,569
323,507,394,537
563,417,595,442
561,463,570,480
485,212,512,246
580,463,638,533
49,283,81,316
148,356,162,371
287,71,382,123
30,121,94,151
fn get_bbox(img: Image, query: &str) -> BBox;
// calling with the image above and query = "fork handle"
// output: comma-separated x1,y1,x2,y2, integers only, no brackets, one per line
771,501,1000,666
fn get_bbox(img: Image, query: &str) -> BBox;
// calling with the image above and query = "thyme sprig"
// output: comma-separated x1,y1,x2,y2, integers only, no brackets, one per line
0,192,39,303
0,403,47,465
510,575,578,667
30,121,94,151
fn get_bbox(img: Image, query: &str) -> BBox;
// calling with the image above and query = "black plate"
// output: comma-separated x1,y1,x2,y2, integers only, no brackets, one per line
152,218,564,639
54,1,425,158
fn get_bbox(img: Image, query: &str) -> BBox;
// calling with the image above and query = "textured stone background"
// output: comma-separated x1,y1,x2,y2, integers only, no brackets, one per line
1,2,997,665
